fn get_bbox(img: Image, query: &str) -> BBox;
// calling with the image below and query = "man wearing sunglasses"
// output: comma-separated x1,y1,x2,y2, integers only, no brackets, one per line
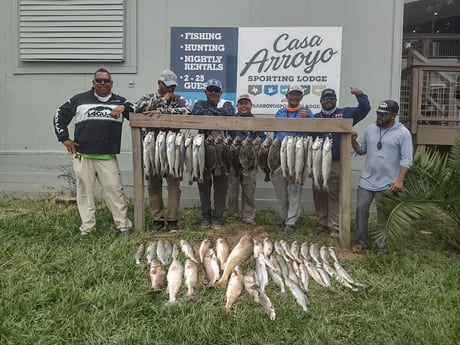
313,86,371,239
53,68,134,239
191,79,235,230
134,70,190,233
351,100,413,255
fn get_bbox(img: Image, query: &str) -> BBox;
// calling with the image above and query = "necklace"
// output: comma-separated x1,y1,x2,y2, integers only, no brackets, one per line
377,127,390,150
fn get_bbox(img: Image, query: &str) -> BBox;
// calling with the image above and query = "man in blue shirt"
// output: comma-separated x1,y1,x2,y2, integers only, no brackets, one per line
272,85,313,232
313,87,371,238
191,79,235,230
227,94,266,225
351,100,413,255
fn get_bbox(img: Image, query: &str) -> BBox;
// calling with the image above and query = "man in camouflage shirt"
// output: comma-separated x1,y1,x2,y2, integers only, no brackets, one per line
135,70,191,232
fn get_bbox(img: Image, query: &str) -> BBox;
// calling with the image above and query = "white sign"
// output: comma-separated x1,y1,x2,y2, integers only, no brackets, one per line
237,27,342,114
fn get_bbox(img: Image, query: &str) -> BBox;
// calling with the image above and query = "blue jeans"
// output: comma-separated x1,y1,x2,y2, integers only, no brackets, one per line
355,186,388,252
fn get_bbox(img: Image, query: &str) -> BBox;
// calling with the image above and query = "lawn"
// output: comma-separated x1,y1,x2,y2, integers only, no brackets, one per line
0,197,458,345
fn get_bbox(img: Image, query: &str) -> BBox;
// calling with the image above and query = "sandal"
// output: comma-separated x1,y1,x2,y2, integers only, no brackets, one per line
352,244,364,253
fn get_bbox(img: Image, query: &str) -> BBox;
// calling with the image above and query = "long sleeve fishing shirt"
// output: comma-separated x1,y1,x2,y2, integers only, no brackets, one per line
191,99,235,138
313,93,371,161
355,122,413,191
53,89,133,154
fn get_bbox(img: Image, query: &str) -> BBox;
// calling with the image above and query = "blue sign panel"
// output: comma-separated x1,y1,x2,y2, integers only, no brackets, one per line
171,27,239,108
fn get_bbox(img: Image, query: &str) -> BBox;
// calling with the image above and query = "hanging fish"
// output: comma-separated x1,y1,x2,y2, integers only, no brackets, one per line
311,136,323,191
184,133,194,184
294,136,305,185
267,136,281,176
174,132,185,179
239,135,256,176
322,136,333,191
258,136,272,182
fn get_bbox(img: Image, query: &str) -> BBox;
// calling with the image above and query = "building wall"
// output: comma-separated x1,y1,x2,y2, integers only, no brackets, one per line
0,0,404,212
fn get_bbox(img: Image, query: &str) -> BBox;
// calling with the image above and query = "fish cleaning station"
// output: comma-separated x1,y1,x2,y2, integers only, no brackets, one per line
130,113,353,248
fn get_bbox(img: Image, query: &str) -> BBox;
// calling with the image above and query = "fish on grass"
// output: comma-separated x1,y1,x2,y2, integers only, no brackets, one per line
217,234,253,288
225,266,244,314
203,248,220,288
166,253,184,305
184,259,199,299
150,259,166,291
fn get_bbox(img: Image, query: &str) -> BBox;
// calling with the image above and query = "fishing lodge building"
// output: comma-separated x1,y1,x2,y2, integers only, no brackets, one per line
0,0,407,214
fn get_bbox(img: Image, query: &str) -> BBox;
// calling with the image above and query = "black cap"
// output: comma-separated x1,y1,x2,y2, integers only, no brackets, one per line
320,88,336,99
377,100,399,114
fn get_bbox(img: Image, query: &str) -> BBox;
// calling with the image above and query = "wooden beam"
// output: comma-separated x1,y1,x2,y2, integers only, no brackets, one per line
130,113,353,133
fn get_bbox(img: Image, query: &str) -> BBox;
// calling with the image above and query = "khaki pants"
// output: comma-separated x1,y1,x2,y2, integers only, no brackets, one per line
312,160,341,231
227,169,257,222
147,174,181,222
73,155,132,234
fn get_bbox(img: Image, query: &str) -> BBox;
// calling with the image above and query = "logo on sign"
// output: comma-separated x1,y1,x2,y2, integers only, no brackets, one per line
264,85,278,96
248,85,262,96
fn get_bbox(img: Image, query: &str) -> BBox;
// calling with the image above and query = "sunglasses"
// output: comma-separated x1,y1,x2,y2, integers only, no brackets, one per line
94,78,112,84
322,96,336,101
161,82,176,90
376,111,391,117
206,87,221,93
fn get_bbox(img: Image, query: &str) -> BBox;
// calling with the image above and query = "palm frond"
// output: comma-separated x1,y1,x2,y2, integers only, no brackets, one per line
375,130,460,248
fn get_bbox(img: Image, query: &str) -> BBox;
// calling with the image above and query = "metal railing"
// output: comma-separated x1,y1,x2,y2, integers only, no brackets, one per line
400,46,460,146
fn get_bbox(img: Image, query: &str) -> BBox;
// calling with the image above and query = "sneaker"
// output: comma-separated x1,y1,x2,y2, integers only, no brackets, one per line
211,221,221,230
119,228,133,236
79,229,94,240
227,216,237,223
315,223,329,233
330,229,339,238
284,224,295,233
201,219,210,229
153,220,165,231
167,221,179,233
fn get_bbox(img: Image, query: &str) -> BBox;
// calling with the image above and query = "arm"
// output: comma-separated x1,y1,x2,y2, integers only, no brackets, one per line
159,95,191,114
214,101,235,116
345,86,371,125
53,98,78,153
191,100,208,115
134,93,156,113
391,128,414,192
390,166,409,192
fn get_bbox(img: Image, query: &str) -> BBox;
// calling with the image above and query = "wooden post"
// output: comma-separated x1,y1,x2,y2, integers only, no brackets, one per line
131,126,144,232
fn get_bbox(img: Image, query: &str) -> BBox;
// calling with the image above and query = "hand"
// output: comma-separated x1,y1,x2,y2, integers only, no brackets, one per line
300,105,309,118
390,181,403,193
163,91,174,102
143,110,161,116
111,105,125,119
351,131,358,141
350,86,363,96
63,139,79,154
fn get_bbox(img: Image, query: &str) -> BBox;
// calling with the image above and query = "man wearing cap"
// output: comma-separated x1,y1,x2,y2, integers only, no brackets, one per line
53,68,134,239
272,85,313,232
351,100,413,255
135,69,191,232
313,86,371,238
227,94,266,225
191,79,235,230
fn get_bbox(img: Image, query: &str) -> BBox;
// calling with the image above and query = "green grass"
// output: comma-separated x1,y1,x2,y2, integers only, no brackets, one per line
0,198,459,345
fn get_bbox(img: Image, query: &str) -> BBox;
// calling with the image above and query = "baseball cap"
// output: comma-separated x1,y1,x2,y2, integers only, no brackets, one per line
286,85,304,95
377,100,399,114
159,70,178,87
237,94,252,103
206,79,222,90
320,88,337,99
